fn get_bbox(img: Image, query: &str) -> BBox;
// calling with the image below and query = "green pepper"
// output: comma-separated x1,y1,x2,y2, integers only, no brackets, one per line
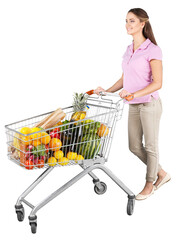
59,120,70,131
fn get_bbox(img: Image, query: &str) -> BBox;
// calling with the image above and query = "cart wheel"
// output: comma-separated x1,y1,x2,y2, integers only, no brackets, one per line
30,223,37,234
17,211,24,222
15,204,25,222
94,182,107,195
29,215,37,234
127,198,135,216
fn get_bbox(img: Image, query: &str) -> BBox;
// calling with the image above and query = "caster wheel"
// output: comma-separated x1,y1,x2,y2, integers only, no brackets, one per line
29,215,37,234
17,211,24,222
15,204,25,222
127,198,135,216
30,223,37,234
94,182,107,195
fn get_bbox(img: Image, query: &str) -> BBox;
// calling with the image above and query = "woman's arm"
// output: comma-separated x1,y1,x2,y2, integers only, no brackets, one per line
133,60,163,98
106,73,124,92
119,60,163,99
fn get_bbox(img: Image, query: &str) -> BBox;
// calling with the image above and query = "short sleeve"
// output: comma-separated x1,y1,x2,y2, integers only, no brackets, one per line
148,46,162,61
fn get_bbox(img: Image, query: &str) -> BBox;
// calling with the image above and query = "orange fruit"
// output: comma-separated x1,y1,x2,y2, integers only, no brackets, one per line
32,139,41,147
41,132,51,144
49,138,62,151
97,124,109,137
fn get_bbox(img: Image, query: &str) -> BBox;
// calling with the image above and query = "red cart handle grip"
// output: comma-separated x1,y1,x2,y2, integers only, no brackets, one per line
124,94,134,101
86,89,95,95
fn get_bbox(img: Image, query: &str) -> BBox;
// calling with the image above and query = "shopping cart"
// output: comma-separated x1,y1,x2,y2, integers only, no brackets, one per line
5,91,135,234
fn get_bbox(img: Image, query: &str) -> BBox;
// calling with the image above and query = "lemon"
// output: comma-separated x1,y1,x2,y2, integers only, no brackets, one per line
67,152,77,160
75,155,84,163
19,128,32,145
30,127,42,139
20,127,31,135
47,157,57,167
58,157,69,166
54,150,64,159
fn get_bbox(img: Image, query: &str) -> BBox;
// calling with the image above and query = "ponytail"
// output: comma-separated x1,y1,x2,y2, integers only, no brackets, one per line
128,8,157,45
143,21,157,45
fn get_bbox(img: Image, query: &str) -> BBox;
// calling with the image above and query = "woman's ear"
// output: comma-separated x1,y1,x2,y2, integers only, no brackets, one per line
142,22,146,28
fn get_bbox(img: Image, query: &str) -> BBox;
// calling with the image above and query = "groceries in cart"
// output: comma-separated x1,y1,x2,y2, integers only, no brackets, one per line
7,92,110,170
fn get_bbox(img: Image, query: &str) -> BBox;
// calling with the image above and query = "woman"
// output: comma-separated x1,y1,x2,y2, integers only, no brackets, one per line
95,8,171,200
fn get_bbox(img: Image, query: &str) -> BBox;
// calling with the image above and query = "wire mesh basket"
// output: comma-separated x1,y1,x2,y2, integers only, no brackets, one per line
5,95,123,170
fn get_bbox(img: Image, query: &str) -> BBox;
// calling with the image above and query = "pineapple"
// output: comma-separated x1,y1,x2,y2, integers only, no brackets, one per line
71,93,89,121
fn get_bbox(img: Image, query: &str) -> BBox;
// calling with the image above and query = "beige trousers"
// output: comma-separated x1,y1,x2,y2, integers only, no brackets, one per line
128,97,162,182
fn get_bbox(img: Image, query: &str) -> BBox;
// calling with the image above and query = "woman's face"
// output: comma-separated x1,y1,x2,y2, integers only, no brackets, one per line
125,12,145,36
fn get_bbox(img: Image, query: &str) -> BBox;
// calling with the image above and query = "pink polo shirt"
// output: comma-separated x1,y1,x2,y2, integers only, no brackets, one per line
122,38,162,104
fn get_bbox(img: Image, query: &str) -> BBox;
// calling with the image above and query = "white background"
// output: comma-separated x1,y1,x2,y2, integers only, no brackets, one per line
0,0,180,239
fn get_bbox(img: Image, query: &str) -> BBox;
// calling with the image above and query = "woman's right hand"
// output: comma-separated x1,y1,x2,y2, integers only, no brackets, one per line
94,86,106,95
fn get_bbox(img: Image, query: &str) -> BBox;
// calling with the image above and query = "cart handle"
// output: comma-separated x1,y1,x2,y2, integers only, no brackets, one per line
86,89,134,101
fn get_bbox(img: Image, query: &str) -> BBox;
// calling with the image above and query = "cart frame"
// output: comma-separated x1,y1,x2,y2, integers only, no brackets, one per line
5,92,135,234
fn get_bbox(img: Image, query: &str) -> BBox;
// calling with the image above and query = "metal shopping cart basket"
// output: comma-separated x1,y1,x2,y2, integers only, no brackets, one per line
5,91,135,234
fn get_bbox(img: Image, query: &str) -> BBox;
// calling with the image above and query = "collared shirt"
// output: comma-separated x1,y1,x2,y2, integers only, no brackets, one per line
122,38,162,104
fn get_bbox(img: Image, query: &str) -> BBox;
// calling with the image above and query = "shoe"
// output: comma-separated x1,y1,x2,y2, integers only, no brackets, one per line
154,173,171,190
135,186,155,201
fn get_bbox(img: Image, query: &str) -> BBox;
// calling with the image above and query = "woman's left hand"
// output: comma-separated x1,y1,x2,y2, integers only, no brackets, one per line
119,89,132,98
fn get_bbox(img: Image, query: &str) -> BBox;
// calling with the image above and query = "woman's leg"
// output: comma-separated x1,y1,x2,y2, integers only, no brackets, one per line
128,104,147,164
128,103,162,171
140,98,162,183
129,99,164,196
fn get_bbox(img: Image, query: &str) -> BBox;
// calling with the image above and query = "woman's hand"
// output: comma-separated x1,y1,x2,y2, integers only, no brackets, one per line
119,89,132,98
94,86,106,95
